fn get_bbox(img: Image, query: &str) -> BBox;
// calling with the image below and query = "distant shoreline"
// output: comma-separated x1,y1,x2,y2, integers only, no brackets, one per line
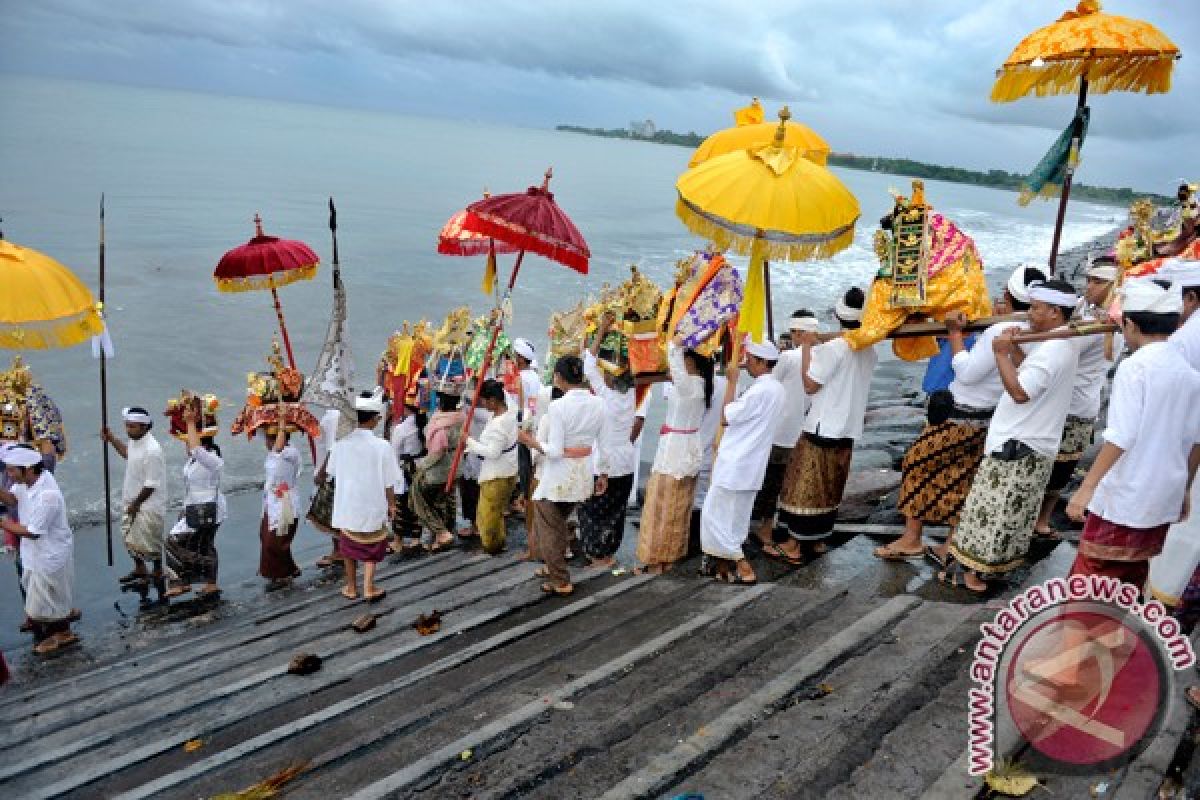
555,124,1170,208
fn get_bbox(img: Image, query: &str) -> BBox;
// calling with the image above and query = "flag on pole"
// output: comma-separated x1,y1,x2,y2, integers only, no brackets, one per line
1018,108,1090,207
733,97,764,127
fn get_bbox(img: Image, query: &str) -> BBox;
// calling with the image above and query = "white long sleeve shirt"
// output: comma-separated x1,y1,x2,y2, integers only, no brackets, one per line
466,408,519,482
650,343,707,479
712,373,786,492
532,388,608,503
984,338,1078,458
771,347,810,447
170,445,226,534
1089,341,1200,528
15,471,73,574
583,351,637,477
263,445,304,529
1171,311,1200,372
949,322,1029,410
803,338,876,441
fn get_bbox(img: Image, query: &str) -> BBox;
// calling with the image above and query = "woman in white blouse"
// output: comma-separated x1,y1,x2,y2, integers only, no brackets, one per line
258,407,304,589
164,399,226,600
635,337,714,574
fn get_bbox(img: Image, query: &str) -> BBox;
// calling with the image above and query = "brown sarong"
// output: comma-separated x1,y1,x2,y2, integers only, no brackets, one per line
778,433,853,541
258,513,300,581
533,499,576,586
897,421,987,526
751,445,793,523
636,472,697,566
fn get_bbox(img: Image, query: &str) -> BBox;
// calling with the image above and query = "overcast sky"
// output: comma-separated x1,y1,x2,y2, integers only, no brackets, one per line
2,0,1194,191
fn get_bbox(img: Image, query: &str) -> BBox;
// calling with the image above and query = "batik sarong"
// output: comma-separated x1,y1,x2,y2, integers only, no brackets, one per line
411,469,455,538
778,433,854,541
578,473,634,560
897,420,988,526
1046,415,1094,493
950,447,1053,575
751,445,793,524
636,472,697,566
307,477,337,535
122,509,164,561
533,499,577,586
164,521,220,584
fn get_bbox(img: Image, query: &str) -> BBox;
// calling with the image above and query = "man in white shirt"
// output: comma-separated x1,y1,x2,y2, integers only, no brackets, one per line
328,390,402,602
1162,258,1200,370
700,339,786,585
1034,260,1117,537
518,355,608,594
750,311,816,550
511,338,541,516
948,280,1080,593
578,315,637,567
776,288,877,562
1065,278,1200,585
465,380,519,555
102,406,167,588
0,445,78,654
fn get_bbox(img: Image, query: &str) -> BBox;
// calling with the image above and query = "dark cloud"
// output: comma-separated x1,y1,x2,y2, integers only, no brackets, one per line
2,0,1195,189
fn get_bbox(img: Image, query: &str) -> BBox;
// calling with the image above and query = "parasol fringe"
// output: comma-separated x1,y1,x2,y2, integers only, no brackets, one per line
0,307,104,350
990,54,1175,102
214,264,318,294
462,213,589,275
674,199,857,262
1017,183,1065,207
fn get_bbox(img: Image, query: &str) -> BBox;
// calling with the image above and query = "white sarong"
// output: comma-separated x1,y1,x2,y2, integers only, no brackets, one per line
23,558,74,621
700,485,756,561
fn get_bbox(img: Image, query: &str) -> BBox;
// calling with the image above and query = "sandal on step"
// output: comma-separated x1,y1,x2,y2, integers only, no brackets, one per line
874,544,924,561
924,545,947,570
540,582,574,596
937,560,987,595
763,542,805,567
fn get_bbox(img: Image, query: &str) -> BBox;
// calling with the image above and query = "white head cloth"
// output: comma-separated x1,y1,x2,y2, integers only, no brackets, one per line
834,296,864,323
789,316,820,334
1028,284,1079,308
1159,258,1200,289
354,388,387,414
744,339,781,361
1007,265,1036,304
1086,264,1118,282
512,338,536,362
1122,279,1183,314
3,444,42,467
122,407,153,425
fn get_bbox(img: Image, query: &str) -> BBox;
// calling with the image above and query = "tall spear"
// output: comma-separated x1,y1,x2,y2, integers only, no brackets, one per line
99,194,114,566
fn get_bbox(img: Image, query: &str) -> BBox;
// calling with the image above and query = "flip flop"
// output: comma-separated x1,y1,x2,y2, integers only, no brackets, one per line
541,582,574,596
937,560,987,596
426,537,457,553
365,589,387,604
924,545,947,570
717,570,758,586
534,566,550,578
165,585,192,599
763,542,805,567
341,587,359,601
1033,528,1063,542
874,544,924,561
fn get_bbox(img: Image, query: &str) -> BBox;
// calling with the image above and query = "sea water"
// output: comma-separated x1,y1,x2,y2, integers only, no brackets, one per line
0,76,1119,641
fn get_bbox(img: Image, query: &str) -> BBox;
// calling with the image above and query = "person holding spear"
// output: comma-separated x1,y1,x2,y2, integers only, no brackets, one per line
102,406,167,596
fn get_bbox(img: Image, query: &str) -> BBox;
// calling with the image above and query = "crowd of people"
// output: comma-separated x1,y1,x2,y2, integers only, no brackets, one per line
3,256,1200,663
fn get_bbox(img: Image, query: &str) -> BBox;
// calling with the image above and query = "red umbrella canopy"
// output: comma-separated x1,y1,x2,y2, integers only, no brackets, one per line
437,205,521,257
214,214,319,293
460,168,590,274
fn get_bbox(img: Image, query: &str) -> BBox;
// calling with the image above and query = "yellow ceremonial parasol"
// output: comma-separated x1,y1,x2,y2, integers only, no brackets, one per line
0,238,103,350
676,107,860,343
990,0,1180,271
688,100,831,167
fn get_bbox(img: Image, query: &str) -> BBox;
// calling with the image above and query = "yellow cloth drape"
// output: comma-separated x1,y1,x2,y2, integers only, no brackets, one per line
738,239,768,343
481,241,497,295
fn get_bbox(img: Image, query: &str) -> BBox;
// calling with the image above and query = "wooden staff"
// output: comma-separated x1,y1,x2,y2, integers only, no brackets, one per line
1012,321,1118,345
813,313,1030,343
99,194,114,567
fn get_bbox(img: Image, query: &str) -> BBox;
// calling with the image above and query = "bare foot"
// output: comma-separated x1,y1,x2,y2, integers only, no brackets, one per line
587,557,616,569
341,586,358,600
165,584,191,599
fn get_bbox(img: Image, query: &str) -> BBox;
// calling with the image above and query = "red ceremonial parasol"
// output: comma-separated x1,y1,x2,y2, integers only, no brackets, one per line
436,194,521,258
214,213,319,373
442,167,590,490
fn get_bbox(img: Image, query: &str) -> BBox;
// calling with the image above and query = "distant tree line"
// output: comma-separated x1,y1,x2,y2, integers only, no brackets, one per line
555,125,1171,208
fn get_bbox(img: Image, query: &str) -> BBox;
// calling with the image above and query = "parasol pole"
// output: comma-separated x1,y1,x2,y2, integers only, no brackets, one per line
444,249,527,492
99,194,114,567
763,259,775,342
1046,77,1089,276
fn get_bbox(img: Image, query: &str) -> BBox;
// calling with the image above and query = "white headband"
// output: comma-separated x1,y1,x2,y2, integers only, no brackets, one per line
744,339,781,361
512,338,536,361
1007,266,1034,304
834,299,863,322
354,388,386,414
122,408,153,425
1028,285,1079,308
789,317,820,333
1086,265,1118,282
2,445,42,467
1122,279,1183,314
1159,258,1200,289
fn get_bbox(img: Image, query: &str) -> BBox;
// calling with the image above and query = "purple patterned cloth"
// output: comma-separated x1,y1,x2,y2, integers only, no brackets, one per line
676,265,743,349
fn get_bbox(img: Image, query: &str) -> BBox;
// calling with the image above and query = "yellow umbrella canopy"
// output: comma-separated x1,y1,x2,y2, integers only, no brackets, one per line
0,239,103,350
689,105,831,167
991,0,1180,102
675,109,860,341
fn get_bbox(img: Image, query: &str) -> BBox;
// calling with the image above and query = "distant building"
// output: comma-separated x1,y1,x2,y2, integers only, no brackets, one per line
629,119,656,139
